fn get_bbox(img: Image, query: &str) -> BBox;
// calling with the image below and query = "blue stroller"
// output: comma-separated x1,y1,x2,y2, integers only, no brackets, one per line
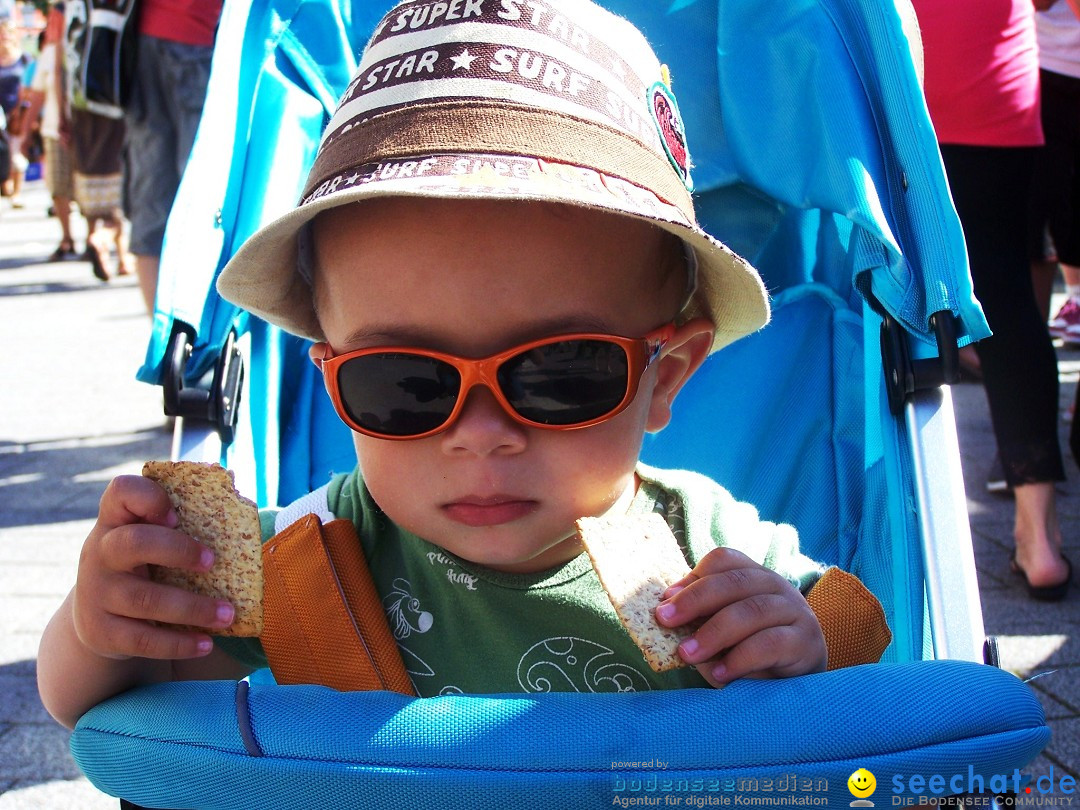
70,0,1050,807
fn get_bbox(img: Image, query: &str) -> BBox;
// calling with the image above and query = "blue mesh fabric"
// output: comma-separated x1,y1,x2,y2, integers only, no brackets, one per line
642,284,864,568
72,661,1048,809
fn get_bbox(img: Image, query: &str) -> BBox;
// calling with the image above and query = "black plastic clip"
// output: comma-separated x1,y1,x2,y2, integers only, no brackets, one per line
162,326,245,445
880,309,961,415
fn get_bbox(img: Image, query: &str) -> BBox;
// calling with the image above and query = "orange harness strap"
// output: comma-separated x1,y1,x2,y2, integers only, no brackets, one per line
259,514,415,695
807,567,893,670
259,517,888,691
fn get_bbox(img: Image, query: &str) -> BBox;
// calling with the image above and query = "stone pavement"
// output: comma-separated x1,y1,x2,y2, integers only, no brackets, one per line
0,181,1076,807
0,183,170,809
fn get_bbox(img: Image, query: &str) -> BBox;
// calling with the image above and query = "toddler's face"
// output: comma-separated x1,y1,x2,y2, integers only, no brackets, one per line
312,198,703,573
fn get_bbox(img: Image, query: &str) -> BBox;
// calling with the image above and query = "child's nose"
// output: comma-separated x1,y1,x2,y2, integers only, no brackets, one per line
440,385,527,457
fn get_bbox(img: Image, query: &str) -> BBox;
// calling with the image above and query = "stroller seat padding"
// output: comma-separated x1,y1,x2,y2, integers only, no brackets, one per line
72,660,1047,809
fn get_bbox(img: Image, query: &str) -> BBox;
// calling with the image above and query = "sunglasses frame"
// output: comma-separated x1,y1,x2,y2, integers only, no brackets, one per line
312,323,676,440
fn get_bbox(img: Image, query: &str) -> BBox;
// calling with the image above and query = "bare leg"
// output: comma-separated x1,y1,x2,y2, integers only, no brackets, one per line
112,214,133,276
1062,262,1080,293
958,344,981,379
135,253,159,315
1012,482,1070,587
8,168,23,206
54,195,74,248
85,217,110,281
1030,258,1056,324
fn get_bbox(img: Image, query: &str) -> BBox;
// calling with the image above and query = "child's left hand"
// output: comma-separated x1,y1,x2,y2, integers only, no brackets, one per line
654,547,827,687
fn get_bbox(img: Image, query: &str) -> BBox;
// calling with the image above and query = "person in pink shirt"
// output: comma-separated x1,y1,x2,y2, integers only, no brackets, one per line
912,0,1072,600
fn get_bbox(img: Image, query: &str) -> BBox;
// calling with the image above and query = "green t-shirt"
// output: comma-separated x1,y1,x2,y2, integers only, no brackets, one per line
218,464,824,696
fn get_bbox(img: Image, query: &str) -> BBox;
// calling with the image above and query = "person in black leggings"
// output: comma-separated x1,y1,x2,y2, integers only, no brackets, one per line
914,0,1073,600
941,143,1071,599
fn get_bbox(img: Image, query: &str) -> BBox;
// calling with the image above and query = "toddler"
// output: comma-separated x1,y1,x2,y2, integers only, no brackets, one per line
39,0,889,726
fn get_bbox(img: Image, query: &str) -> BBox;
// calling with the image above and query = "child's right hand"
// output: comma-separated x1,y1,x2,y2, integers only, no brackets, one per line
72,474,236,661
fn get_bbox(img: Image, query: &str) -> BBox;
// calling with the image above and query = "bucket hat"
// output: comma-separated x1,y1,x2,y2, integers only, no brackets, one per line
217,0,769,352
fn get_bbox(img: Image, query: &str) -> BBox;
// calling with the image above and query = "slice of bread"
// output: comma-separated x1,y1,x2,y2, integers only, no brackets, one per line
142,461,263,636
577,512,692,672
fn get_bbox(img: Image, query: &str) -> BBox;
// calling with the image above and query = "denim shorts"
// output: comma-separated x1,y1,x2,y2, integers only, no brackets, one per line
124,34,213,257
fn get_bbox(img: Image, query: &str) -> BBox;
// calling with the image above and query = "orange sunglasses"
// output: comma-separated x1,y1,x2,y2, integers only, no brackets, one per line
311,324,676,440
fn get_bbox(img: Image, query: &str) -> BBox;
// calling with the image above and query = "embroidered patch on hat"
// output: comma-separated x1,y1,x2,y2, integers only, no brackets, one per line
649,76,692,192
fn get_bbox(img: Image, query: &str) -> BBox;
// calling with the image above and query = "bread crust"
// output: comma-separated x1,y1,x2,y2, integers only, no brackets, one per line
142,461,263,637
577,512,692,672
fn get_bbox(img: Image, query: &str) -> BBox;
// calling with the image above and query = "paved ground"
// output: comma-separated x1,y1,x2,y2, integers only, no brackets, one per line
0,182,1076,807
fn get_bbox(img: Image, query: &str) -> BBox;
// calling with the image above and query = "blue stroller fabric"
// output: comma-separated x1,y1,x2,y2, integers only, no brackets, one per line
603,0,986,347
71,0,1049,807
72,661,1048,809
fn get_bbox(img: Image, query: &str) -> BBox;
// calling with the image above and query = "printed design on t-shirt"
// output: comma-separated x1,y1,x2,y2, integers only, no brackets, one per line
517,637,651,693
383,577,435,678
650,487,687,547
426,550,479,590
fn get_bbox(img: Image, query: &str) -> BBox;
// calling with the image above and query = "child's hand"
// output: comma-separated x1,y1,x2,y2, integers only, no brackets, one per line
72,475,236,661
654,547,826,687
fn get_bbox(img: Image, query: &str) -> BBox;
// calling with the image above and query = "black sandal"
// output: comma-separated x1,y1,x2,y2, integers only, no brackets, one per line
1010,553,1072,602
85,243,110,281
48,240,77,262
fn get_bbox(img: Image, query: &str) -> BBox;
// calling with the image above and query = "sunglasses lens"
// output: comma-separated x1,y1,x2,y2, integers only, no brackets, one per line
498,339,630,425
338,353,460,436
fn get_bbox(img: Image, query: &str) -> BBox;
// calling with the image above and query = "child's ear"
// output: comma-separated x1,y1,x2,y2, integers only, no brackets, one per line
308,342,330,366
645,317,715,432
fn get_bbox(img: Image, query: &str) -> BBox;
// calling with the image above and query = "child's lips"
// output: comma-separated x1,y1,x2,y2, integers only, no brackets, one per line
442,496,539,527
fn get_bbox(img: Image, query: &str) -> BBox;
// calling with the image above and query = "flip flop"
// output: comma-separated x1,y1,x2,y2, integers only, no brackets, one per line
48,241,77,262
85,243,110,282
1010,553,1072,602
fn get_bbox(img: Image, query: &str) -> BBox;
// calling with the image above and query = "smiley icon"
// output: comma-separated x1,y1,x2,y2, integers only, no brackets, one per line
848,768,877,798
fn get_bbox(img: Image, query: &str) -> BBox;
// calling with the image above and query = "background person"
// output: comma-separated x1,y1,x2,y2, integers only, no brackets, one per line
0,17,30,208
25,3,78,260
911,0,1072,600
1030,0,1080,341
123,0,222,314
68,106,130,280
63,0,130,280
